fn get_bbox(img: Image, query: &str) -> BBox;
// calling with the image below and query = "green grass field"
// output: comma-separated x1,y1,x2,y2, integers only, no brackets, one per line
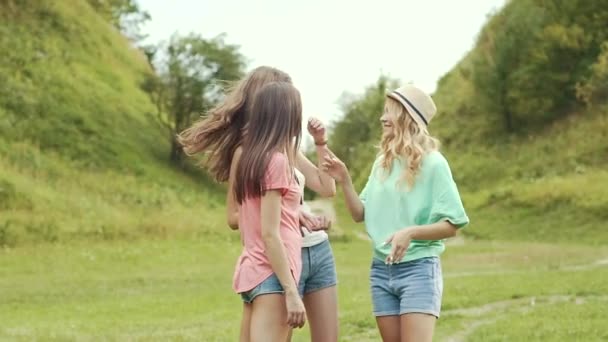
2,1,608,341
1,234,606,341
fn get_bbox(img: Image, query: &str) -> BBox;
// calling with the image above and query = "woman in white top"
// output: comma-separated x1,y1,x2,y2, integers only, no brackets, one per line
293,166,338,341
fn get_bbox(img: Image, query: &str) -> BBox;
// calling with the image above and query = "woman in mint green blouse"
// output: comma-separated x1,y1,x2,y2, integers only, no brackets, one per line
322,84,469,342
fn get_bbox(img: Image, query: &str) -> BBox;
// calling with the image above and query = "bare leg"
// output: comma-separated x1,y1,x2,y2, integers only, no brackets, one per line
303,286,338,342
376,315,400,342
240,303,252,342
250,294,290,342
400,313,436,342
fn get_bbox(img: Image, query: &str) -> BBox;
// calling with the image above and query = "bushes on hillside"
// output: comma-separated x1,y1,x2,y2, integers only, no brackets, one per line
576,42,608,107
328,76,399,185
472,0,608,131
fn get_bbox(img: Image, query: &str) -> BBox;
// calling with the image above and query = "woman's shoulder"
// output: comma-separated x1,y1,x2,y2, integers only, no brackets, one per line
371,154,384,169
269,151,288,164
265,152,291,175
421,150,450,172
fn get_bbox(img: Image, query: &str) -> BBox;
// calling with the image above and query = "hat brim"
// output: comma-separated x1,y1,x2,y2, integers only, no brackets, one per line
386,92,428,129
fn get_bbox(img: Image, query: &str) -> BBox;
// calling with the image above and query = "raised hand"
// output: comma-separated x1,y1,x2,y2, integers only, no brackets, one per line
321,154,349,184
307,117,326,144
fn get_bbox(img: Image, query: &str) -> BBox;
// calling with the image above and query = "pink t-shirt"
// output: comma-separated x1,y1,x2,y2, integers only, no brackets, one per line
232,153,302,293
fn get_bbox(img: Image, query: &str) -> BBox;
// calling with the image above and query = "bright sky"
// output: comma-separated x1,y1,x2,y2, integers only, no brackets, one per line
140,0,504,127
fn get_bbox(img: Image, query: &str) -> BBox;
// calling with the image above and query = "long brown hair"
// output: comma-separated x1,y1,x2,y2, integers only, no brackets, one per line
234,82,302,204
177,66,292,182
379,97,440,188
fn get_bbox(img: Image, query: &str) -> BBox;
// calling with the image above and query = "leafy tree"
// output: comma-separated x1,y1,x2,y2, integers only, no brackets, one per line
328,76,399,187
472,0,545,131
576,41,608,107
472,0,608,131
142,33,246,165
87,0,150,42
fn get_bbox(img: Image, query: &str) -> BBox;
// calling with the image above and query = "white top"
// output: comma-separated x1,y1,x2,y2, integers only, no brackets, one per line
295,169,329,248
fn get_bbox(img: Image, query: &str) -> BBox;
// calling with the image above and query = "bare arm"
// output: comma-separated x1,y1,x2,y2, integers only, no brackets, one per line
407,221,458,240
321,154,364,222
385,221,458,263
226,147,242,230
261,190,299,294
261,190,306,327
297,118,336,197
340,174,365,222
296,149,336,197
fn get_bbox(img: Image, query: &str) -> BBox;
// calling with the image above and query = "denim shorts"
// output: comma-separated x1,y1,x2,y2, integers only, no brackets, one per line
240,273,283,304
299,239,337,296
370,257,443,318
240,240,337,303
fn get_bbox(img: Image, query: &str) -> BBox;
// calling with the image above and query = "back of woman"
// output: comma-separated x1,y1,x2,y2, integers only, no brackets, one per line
233,151,302,294
232,82,307,341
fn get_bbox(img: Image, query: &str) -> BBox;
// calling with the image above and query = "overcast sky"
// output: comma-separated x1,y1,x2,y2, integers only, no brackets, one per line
140,0,505,128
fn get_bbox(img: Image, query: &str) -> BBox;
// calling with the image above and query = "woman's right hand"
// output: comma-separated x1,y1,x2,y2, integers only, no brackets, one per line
321,154,349,184
285,291,306,329
300,211,332,231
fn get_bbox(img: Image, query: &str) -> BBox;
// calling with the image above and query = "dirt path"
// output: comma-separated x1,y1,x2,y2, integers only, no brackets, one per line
443,295,608,342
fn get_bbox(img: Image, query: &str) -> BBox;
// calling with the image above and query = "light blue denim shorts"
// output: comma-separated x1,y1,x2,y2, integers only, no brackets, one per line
299,239,337,295
370,256,443,318
240,273,283,304
240,239,337,303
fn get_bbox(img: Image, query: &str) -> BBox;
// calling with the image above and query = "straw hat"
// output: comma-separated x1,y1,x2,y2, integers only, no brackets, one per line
387,85,437,128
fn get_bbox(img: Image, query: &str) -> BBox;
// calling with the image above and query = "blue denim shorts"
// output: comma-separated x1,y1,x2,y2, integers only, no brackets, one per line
370,257,443,318
240,273,283,304
299,239,337,296
240,239,337,303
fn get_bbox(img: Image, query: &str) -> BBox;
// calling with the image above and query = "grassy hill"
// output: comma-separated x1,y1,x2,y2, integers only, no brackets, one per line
429,0,608,245
0,1,224,246
2,0,605,247
432,55,608,244
328,0,608,245
1,1,608,341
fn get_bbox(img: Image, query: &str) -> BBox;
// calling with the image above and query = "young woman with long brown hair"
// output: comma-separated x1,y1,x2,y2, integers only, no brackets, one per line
321,85,469,342
229,81,305,340
179,67,339,341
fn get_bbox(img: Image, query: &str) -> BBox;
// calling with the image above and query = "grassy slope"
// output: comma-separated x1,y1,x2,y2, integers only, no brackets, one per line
0,2,606,341
330,31,608,245
0,1,223,245
1,238,607,341
430,51,608,244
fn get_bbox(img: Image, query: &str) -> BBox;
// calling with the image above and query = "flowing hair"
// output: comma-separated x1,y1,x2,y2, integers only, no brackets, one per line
379,97,440,188
234,82,302,204
177,66,292,182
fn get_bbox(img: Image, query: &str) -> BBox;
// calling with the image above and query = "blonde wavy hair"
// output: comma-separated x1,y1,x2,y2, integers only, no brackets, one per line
379,97,440,189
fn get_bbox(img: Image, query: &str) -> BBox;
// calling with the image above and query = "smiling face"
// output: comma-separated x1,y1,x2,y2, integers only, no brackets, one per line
380,100,400,139
378,96,440,189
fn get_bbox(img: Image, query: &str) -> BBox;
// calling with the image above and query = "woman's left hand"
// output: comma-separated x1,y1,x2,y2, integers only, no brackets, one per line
384,229,413,264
